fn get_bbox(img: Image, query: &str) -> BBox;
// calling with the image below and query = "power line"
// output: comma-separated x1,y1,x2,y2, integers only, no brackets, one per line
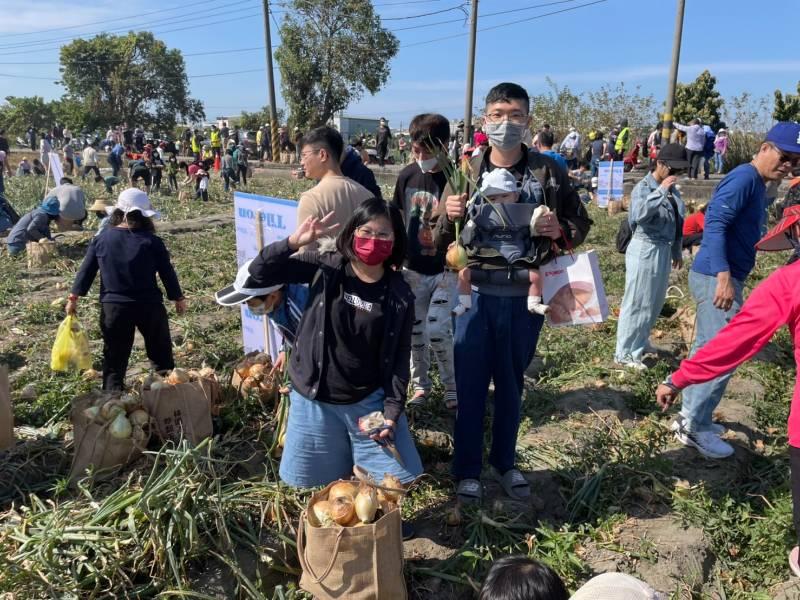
380,3,466,21
402,0,607,48
0,0,260,51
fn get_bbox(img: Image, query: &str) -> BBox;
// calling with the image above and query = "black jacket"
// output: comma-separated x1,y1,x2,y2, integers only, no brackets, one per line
341,146,382,200
248,238,414,422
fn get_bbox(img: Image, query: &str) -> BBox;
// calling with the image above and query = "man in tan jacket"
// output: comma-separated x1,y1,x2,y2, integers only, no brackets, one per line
297,126,374,251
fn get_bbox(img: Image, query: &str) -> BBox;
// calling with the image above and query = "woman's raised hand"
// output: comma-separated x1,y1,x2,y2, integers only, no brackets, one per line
288,212,340,250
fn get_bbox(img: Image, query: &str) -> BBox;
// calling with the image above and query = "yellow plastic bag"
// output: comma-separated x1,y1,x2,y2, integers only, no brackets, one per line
50,315,92,372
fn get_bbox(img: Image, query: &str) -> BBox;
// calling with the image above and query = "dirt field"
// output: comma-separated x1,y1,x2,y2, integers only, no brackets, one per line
1,169,799,599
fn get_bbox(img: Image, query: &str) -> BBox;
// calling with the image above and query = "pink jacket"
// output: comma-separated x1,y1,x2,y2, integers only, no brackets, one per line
671,261,800,446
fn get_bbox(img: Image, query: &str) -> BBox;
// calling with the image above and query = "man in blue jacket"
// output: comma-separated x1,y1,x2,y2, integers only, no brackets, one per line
673,122,800,459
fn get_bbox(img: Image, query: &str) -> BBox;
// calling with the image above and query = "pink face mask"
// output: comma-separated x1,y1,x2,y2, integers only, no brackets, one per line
353,236,393,266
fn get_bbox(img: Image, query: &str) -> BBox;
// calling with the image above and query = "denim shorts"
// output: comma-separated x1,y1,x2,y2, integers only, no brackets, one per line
278,387,424,488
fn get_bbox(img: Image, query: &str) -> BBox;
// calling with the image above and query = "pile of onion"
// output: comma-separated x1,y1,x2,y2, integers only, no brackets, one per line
234,353,276,397
308,476,405,528
83,392,151,443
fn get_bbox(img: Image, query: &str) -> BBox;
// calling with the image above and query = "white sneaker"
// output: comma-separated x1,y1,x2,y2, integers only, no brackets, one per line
670,416,726,436
675,428,734,459
614,359,647,371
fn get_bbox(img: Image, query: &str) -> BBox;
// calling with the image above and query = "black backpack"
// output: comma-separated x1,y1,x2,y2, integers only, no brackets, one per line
616,218,634,253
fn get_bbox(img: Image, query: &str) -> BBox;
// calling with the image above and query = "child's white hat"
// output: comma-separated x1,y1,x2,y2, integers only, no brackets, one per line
479,168,517,196
107,187,160,218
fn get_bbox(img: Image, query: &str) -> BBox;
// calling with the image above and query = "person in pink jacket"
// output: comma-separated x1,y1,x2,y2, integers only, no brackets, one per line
655,206,800,576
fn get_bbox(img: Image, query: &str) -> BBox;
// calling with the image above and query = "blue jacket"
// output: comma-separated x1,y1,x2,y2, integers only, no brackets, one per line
628,173,684,262
692,164,766,281
341,146,382,200
269,283,308,346
7,208,51,247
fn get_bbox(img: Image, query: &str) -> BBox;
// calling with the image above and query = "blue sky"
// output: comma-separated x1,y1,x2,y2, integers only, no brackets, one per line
0,0,797,128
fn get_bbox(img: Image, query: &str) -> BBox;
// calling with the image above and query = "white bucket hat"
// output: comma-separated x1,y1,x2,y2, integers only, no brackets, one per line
480,168,518,197
107,188,160,218
571,573,665,600
215,259,283,306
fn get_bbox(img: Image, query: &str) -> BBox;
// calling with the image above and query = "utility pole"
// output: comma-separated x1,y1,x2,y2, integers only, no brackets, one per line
661,0,686,146
463,0,479,148
263,0,281,162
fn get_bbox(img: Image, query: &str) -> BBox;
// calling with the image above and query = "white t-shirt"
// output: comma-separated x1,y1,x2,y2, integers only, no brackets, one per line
199,176,209,191
82,147,97,166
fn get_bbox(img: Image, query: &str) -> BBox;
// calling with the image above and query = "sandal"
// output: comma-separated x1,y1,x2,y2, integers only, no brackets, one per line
492,467,530,500
456,478,482,505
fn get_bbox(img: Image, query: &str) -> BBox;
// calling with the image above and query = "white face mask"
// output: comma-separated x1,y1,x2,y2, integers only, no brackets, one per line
248,301,266,316
417,157,438,173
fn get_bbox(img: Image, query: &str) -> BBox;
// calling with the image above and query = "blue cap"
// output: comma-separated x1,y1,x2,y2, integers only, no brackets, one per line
41,196,60,216
765,122,800,154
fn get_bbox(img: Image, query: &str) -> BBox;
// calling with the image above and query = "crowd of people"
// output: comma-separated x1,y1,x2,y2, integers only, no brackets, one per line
4,80,800,587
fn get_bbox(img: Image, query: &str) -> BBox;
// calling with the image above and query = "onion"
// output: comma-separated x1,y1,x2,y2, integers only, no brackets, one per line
330,497,355,526
132,425,148,444
253,353,270,365
328,482,358,502
380,474,404,503
241,377,257,392
129,409,150,427
248,363,266,381
100,400,125,421
109,413,132,439
120,394,139,411
82,368,100,381
149,380,168,391
188,370,201,381
83,406,100,421
198,367,216,379
355,484,378,524
167,368,191,385
445,242,468,270
312,500,336,527
344,513,360,527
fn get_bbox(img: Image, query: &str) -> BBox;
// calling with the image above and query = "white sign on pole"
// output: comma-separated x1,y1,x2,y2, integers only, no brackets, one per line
233,191,298,357
596,160,624,208
48,152,64,184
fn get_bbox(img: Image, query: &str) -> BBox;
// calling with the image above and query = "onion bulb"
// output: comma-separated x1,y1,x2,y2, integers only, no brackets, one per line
81,368,100,380
330,497,355,525
380,474,404,503
241,376,257,391
198,367,216,380
445,242,468,270
253,353,270,365
149,381,168,391
141,374,162,390
120,394,139,411
129,409,150,427
109,413,132,439
328,482,358,502
100,400,125,421
355,484,378,524
83,406,100,421
132,425,148,444
248,363,266,381
312,500,336,527
167,368,191,385
188,370,201,381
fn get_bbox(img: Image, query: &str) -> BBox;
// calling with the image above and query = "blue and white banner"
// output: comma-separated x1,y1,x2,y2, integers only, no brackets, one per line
233,192,298,357
596,161,624,207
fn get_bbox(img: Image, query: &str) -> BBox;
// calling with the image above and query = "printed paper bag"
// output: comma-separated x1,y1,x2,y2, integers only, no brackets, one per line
541,250,609,327
142,380,214,446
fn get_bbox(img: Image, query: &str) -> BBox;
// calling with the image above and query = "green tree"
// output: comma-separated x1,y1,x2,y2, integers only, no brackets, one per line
774,83,800,122
58,32,204,133
237,106,286,131
274,0,398,128
0,96,55,136
672,70,724,127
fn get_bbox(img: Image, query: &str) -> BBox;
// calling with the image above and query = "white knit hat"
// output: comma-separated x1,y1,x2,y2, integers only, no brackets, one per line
571,573,665,600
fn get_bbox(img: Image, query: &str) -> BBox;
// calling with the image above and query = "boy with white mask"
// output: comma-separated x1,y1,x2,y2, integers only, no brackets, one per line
391,113,458,410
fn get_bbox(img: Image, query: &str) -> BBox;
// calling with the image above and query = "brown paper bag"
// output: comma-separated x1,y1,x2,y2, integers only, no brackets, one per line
27,240,57,268
0,365,12,451
607,199,623,215
297,480,407,600
142,379,215,445
69,393,149,482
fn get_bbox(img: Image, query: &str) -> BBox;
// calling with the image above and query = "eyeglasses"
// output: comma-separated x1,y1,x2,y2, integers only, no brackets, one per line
300,149,320,160
768,143,800,167
485,112,529,125
356,226,394,240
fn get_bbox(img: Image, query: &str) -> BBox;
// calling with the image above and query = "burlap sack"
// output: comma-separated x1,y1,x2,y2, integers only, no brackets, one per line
297,480,407,600
141,379,216,445
69,393,149,482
